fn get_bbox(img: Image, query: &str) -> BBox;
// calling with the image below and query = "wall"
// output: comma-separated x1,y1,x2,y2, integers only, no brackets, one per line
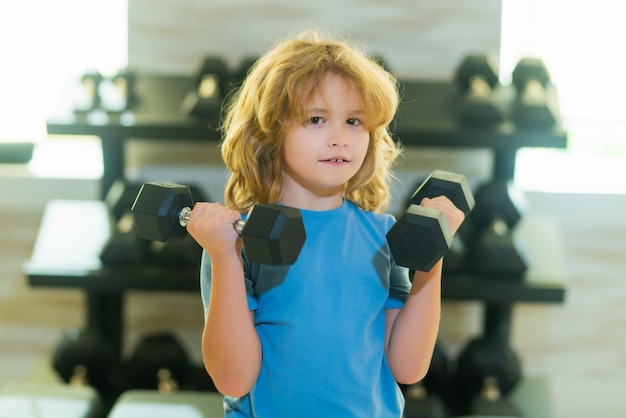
128,0,502,80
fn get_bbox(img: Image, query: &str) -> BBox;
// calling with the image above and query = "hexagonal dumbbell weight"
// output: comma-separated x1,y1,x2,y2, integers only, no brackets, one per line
131,182,306,265
52,328,117,392
467,180,529,278
180,56,232,118
387,170,474,272
454,54,505,126
454,334,523,416
511,57,559,127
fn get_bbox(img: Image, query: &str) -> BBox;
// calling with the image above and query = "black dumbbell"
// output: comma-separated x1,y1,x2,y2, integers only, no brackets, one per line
52,328,117,392
455,335,523,416
131,182,306,265
511,57,559,127
468,180,529,278
104,67,137,112
403,383,447,418
100,180,149,265
401,176,473,275
75,69,103,112
180,56,232,118
387,170,475,272
233,56,259,86
105,179,143,221
454,55,505,126
470,218,528,278
470,376,522,416
125,332,192,392
147,184,208,267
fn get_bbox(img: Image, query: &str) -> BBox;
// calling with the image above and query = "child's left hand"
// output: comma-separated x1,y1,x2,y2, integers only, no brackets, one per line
418,196,465,236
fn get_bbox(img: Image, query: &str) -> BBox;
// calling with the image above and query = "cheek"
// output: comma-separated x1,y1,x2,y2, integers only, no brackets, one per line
281,131,297,159
356,135,371,162
282,136,310,169
354,138,373,171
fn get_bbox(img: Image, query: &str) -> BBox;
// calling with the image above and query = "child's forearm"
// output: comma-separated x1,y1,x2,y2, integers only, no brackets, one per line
202,255,261,397
386,261,442,384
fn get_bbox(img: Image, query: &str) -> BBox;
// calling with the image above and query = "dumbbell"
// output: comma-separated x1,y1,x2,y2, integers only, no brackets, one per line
180,56,232,118
454,334,523,416
234,56,260,86
124,333,192,392
400,176,473,275
105,179,143,221
454,55,505,126
403,383,447,418
131,182,306,265
387,170,475,272
147,184,208,266
468,180,529,278
100,179,149,265
75,69,103,112
511,57,558,127
101,67,137,112
52,328,117,393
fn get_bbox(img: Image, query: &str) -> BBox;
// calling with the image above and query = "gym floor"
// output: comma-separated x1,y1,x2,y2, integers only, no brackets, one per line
1,204,626,417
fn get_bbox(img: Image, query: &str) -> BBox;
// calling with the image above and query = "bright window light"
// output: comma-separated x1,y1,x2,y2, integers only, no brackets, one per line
0,0,126,176
501,0,626,193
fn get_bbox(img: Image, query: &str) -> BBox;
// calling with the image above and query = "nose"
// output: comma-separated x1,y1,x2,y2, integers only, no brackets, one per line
329,124,348,148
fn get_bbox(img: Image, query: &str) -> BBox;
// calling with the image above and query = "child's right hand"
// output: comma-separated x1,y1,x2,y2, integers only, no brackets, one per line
186,202,244,260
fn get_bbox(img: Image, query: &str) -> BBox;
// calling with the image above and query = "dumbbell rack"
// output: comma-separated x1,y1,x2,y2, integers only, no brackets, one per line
27,74,567,411
45,75,566,200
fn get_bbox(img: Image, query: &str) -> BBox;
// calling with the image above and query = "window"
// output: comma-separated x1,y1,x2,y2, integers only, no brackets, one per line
0,0,126,176
501,0,626,193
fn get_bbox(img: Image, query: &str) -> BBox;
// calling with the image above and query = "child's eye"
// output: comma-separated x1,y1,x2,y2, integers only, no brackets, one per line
309,116,324,125
347,118,362,126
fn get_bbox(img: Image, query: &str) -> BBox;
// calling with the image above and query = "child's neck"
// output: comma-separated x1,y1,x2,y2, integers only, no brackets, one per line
279,192,344,212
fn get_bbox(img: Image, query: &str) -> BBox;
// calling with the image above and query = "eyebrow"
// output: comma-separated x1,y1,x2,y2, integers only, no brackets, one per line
307,108,366,115
308,108,329,114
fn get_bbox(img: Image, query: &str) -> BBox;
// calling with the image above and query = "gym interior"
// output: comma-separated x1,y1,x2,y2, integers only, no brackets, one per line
1,1,625,417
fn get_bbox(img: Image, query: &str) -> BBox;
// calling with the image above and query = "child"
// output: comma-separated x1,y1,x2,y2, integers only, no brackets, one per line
186,30,465,417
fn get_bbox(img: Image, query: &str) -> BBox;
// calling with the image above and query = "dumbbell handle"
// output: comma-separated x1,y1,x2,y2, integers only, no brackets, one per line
522,78,547,102
469,75,492,97
178,206,245,234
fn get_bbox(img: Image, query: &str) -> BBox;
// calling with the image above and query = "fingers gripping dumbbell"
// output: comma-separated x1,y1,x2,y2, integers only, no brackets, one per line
131,182,306,265
387,170,475,272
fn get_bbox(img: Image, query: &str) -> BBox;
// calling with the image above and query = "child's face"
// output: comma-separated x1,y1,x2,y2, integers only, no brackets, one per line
281,72,370,207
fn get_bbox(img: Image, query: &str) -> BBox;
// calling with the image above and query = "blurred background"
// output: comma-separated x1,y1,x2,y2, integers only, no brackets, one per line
0,1,625,417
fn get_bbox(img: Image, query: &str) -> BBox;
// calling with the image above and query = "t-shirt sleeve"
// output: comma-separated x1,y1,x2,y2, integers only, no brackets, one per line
382,212,412,309
242,252,258,311
385,260,411,309
199,251,211,320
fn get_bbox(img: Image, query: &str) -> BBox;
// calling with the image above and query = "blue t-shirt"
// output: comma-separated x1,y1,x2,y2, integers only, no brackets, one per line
200,200,412,417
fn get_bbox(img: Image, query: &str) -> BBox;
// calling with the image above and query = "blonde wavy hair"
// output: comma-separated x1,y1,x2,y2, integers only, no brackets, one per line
220,30,402,214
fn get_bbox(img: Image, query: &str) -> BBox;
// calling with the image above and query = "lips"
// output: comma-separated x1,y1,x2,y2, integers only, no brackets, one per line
322,156,350,163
